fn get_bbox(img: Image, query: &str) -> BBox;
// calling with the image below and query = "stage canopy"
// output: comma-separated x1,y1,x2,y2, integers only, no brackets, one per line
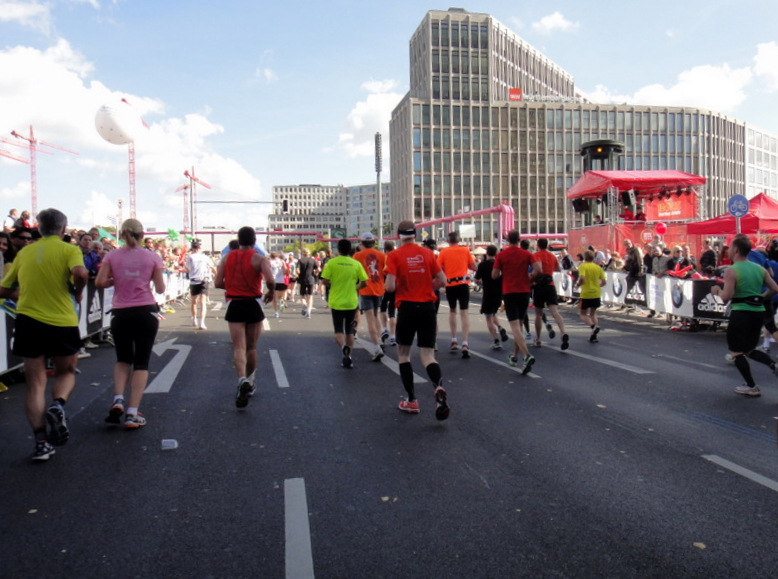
686,193,778,235
566,170,706,200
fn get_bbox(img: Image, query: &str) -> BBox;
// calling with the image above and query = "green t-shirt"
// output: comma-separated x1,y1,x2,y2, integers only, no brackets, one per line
731,260,765,312
321,255,368,311
1,235,85,326
578,261,605,299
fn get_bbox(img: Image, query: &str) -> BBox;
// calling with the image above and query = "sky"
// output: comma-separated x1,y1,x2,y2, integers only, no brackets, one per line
1,0,777,233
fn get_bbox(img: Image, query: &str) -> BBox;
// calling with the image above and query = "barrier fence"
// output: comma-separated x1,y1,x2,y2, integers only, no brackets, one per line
0,272,189,377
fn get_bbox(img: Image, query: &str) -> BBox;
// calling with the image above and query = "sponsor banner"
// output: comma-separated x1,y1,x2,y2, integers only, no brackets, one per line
668,277,695,318
86,283,103,336
644,194,697,221
509,88,522,101
602,272,626,305
693,279,728,319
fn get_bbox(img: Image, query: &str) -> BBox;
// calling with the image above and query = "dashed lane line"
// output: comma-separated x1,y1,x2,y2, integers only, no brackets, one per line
270,349,289,389
285,478,315,579
702,455,778,494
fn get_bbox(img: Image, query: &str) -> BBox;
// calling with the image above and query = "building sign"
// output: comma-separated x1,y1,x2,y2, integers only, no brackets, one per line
509,88,522,101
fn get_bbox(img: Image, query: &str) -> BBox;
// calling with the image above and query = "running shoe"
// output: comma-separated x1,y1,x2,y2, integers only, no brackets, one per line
434,386,449,421
490,341,502,350
342,345,353,368
547,324,556,339
734,385,761,397
525,332,532,341
450,340,458,353
32,440,55,462
589,326,600,343
192,317,198,327
247,384,257,397
461,344,470,359
389,337,397,346
45,403,69,446
274,312,280,318
280,300,286,312
105,399,125,424
199,322,207,330
302,306,308,317
398,399,420,414
499,327,509,342
372,346,384,362
125,413,147,429
508,355,518,367
519,354,536,375
236,380,252,408
380,329,389,343
561,334,570,351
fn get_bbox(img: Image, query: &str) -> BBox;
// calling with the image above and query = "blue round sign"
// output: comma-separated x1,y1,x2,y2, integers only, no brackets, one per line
728,194,749,218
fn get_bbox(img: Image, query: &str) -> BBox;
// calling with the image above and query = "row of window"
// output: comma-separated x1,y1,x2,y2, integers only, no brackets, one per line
431,50,489,75
431,21,488,49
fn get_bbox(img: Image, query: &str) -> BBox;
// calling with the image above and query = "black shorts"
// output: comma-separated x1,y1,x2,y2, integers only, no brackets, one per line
396,301,437,348
111,305,159,370
579,298,601,311
728,309,764,353
764,301,777,334
445,284,470,310
275,283,288,292
299,282,314,296
380,291,396,318
225,298,265,324
532,284,559,308
359,295,382,313
331,308,358,335
190,281,208,296
502,293,530,322
480,294,502,316
13,314,81,358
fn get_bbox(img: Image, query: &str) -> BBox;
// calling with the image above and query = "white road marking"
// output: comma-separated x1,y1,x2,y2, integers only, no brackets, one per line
468,349,540,378
702,454,778,493
270,349,290,388
285,478,315,579
146,338,192,393
534,343,654,374
354,337,425,382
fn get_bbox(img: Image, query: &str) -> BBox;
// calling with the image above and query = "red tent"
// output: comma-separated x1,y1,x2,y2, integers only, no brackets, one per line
686,193,778,235
566,170,706,200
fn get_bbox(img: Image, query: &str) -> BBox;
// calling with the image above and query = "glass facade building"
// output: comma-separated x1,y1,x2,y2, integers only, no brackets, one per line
267,184,346,251
390,9,778,242
345,182,391,238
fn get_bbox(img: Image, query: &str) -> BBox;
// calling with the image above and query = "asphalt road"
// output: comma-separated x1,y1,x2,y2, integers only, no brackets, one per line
1,291,778,578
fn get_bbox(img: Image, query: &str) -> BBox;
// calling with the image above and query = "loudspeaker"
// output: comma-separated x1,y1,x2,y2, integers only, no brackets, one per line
621,190,636,207
572,199,590,213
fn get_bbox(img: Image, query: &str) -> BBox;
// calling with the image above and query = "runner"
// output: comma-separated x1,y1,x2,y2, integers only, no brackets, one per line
531,238,569,350
185,239,216,330
379,240,397,346
473,245,509,349
437,230,476,358
711,235,778,397
491,230,535,374
353,232,386,361
0,208,88,461
320,239,368,369
296,248,317,318
385,220,449,419
214,226,275,408
95,219,166,428
575,250,606,343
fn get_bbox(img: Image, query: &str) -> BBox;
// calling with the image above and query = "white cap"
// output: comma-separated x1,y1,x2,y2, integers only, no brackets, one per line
360,231,376,241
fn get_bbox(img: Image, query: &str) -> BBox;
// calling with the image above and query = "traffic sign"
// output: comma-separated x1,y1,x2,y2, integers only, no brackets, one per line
728,195,749,218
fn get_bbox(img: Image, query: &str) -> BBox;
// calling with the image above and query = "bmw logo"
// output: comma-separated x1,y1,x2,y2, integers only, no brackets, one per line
671,281,684,308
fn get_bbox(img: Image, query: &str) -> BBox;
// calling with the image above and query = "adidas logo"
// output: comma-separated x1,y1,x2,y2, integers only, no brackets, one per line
626,284,645,300
696,293,727,313
87,293,102,323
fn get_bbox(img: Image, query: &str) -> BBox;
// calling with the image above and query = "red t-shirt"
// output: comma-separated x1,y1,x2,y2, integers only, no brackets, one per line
224,249,262,299
353,247,386,296
437,245,474,286
493,245,533,294
385,243,441,307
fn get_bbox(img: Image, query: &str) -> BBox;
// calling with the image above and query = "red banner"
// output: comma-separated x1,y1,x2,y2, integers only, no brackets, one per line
509,88,522,101
643,193,697,221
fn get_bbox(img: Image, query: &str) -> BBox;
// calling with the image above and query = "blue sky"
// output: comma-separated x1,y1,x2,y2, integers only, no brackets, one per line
1,0,777,232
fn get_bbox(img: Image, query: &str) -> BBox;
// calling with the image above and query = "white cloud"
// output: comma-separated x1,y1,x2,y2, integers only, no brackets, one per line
0,179,30,202
582,62,753,113
333,79,403,160
0,1,52,33
531,12,579,36
254,67,278,83
0,39,267,230
754,41,778,92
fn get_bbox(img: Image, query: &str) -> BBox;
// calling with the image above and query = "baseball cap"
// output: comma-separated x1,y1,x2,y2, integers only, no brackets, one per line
360,231,376,241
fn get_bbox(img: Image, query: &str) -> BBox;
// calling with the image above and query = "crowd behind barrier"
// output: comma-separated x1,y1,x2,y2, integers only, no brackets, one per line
554,271,728,322
0,272,190,377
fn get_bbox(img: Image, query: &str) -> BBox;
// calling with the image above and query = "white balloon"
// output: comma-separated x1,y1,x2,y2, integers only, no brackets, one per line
95,102,142,145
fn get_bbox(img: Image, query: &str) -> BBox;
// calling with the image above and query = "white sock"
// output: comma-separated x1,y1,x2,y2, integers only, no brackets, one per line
113,395,124,404
127,407,138,416
238,376,246,385
247,371,256,385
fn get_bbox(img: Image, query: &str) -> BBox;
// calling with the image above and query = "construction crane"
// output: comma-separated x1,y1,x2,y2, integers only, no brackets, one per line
10,126,79,217
183,168,211,236
175,184,190,233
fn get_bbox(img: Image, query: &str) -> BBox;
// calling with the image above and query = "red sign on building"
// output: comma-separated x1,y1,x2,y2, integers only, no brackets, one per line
509,88,522,101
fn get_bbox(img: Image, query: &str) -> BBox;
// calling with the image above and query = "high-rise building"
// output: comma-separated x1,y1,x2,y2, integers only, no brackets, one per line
345,182,391,238
390,8,778,242
267,184,346,252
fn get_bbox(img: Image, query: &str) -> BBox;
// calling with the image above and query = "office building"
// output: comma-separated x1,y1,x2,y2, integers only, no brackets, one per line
345,182,391,238
267,184,346,252
389,8,778,242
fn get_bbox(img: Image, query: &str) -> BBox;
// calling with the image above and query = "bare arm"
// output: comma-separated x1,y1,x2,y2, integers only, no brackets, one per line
712,267,737,302
432,270,446,291
94,260,113,288
214,259,226,289
254,254,275,304
152,267,166,294
385,273,396,293
71,265,89,303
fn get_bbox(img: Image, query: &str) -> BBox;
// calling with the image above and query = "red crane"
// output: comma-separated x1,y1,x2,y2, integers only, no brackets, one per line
10,126,78,217
120,99,150,220
183,168,211,236
175,184,190,233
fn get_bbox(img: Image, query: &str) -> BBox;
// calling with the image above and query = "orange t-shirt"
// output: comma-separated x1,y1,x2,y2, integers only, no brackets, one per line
353,247,386,296
437,245,474,286
533,249,560,284
385,243,441,306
